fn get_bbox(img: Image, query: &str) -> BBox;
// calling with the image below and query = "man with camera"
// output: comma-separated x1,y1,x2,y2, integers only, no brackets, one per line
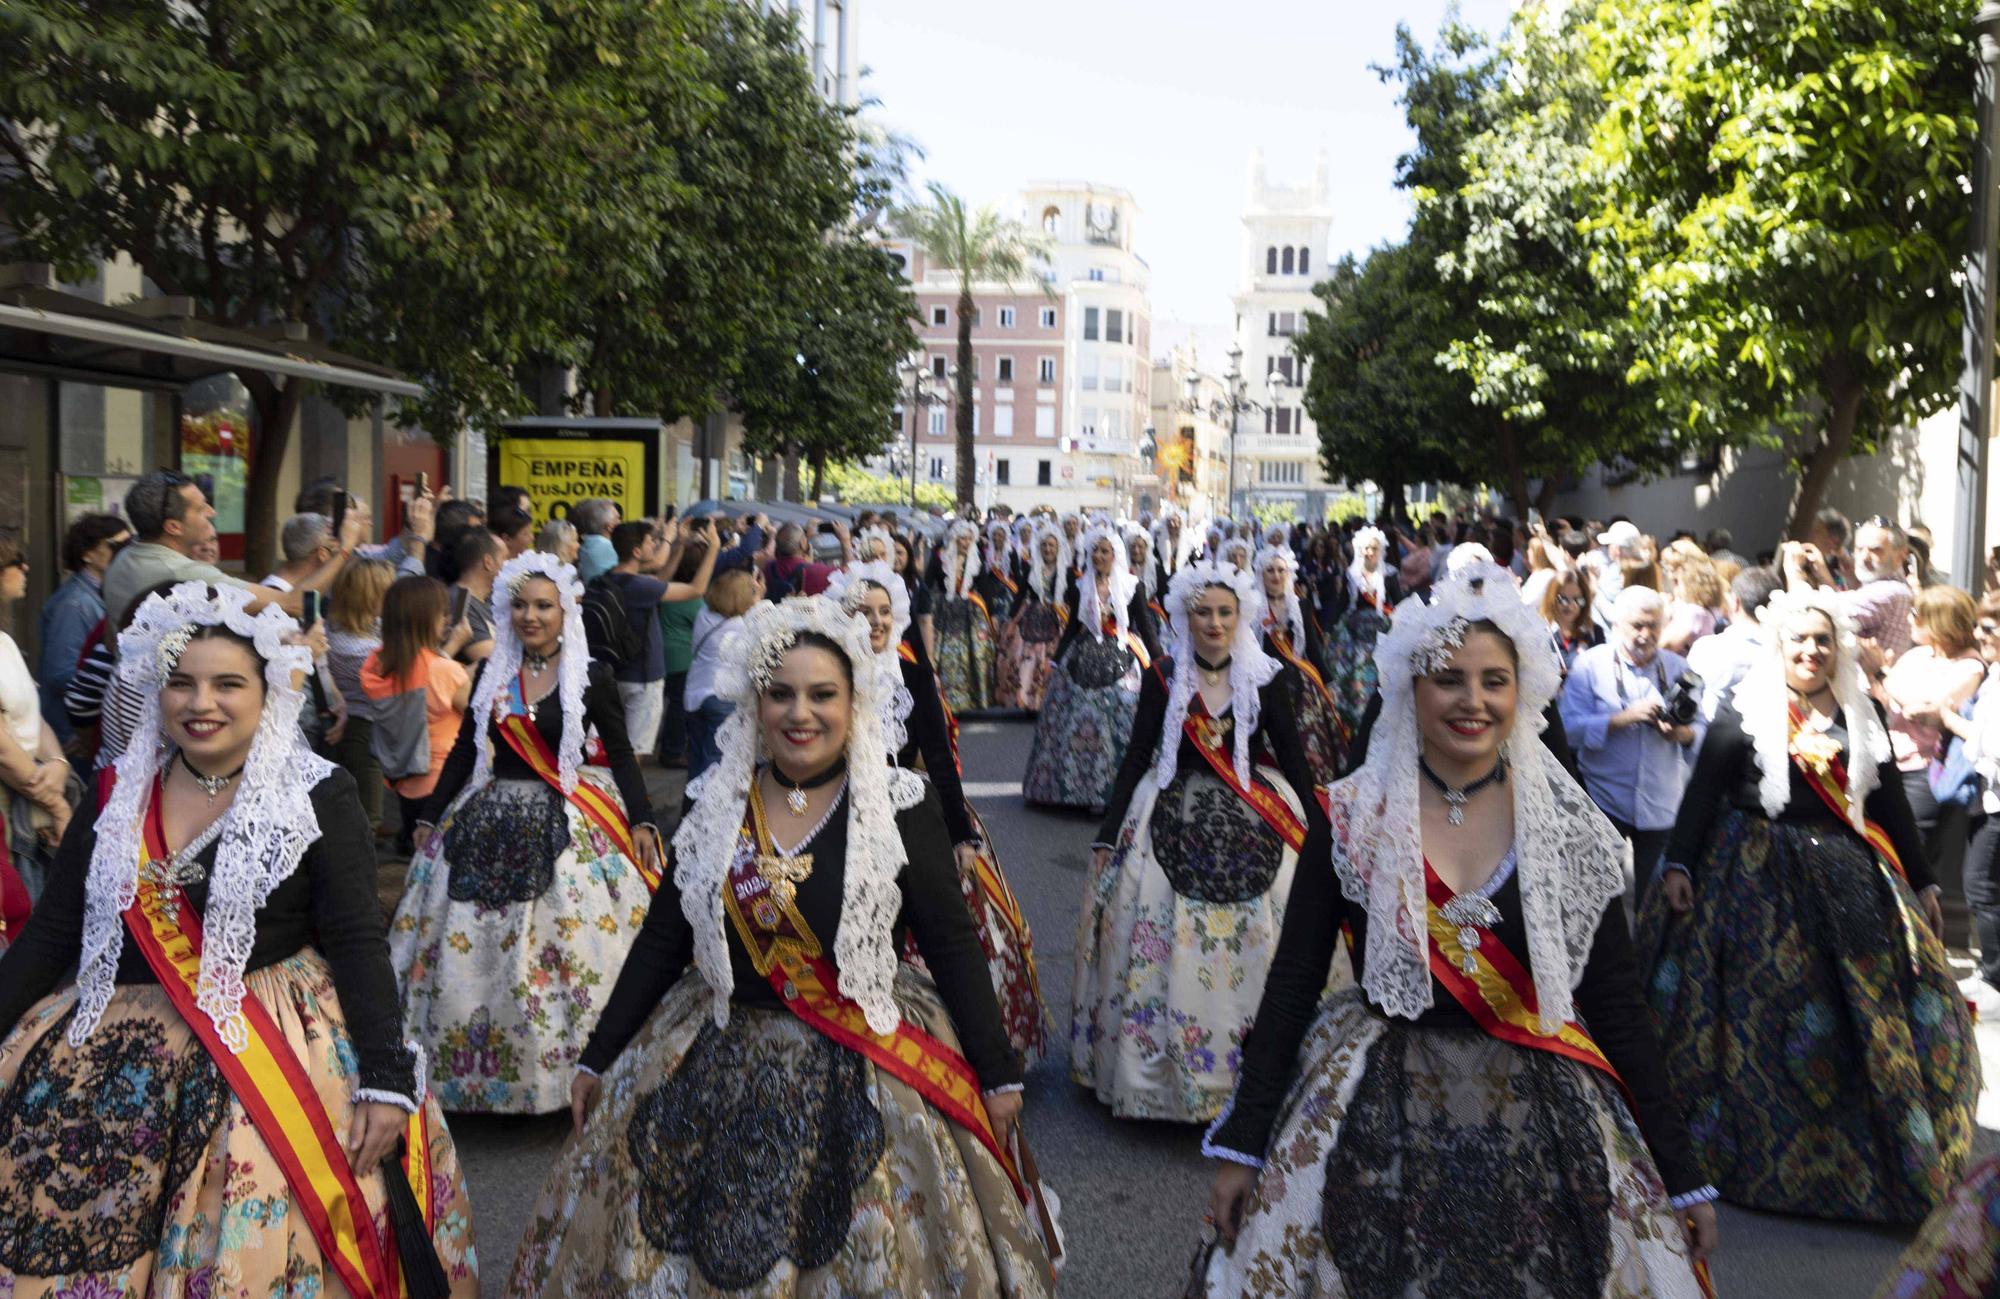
1560,584,1706,909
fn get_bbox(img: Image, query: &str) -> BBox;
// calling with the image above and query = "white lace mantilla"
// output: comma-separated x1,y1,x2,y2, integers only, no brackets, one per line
1326,563,1628,1033
1154,562,1281,792
1075,523,1136,645
1028,520,1071,604
468,551,591,795
1732,587,1887,828
672,596,925,1035
941,520,981,600
74,583,334,1051
1255,546,1307,650
827,560,916,754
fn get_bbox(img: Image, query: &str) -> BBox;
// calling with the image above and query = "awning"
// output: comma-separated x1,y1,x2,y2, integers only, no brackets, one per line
0,269,421,398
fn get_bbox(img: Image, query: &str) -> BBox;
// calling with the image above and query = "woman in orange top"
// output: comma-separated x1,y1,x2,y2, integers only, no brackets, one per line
362,576,473,857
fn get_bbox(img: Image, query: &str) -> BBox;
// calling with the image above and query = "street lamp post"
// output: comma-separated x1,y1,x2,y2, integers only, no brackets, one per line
1959,3,2000,593
898,358,938,512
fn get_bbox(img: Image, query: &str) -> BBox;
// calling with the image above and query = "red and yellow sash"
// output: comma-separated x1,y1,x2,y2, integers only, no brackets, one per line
1266,624,1338,715
722,786,1027,1205
121,776,434,1299
1100,614,1151,669
497,674,653,891
1175,685,1309,852
898,642,963,770
1786,701,1905,879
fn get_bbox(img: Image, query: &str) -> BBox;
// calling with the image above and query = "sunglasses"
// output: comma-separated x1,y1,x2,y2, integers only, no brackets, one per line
1555,595,1584,608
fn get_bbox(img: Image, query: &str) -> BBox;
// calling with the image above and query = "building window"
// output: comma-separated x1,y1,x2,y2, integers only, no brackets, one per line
929,456,947,480
1038,356,1057,384
1282,247,1295,274
997,356,1014,383
931,355,947,379
1265,407,1274,435
928,407,947,436
1277,311,1297,335
969,356,980,380
973,307,982,325
1276,355,1296,384
995,405,1014,438
999,306,1016,328
1037,459,1052,486
1267,312,1278,337
1088,268,1106,282
1084,307,1100,340
1299,248,1310,275
1276,407,1294,436
1081,408,1099,441
1266,246,1278,274
1041,205,1060,235
1039,306,1057,328
1107,309,1124,344
931,306,948,326
996,459,1011,485
1035,405,1056,438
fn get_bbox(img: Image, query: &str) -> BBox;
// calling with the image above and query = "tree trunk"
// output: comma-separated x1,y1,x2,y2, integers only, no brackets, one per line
1533,477,1561,517
1786,352,1865,539
1498,425,1530,519
955,282,976,509
782,450,803,503
810,454,826,502
241,373,306,579
1380,477,1408,526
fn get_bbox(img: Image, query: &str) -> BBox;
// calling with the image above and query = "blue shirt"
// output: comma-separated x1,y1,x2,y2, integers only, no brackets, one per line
577,533,617,582
1559,643,1705,831
37,572,103,742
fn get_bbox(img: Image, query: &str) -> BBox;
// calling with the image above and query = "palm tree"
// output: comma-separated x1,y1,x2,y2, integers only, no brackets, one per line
894,182,1050,508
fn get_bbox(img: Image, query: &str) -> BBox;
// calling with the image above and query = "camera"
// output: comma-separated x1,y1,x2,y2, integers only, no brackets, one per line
1663,669,1703,727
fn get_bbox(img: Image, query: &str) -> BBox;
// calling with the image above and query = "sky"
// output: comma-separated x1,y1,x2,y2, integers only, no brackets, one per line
858,0,1519,358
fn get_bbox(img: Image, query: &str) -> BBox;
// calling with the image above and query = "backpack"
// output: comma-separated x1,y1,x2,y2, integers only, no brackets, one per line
581,574,642,670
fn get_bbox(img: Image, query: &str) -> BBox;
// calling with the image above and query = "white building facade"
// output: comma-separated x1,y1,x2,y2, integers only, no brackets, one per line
1229,150,1341,520
755,0,860,107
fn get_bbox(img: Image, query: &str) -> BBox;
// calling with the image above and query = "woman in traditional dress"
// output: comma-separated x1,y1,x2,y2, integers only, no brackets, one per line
985,522,1029,709
1000,522,1071,713
1201,563,1717,1297
893,532,935,660
1129,525,1174,661
1152,514,1189,594
1256,545,1343,786
1873,1155,2000,1298
1325,526,1398,756
1641,586,1976,1223
830,561,1048,1060
392,551,662,1113
1074,561,1325,1122
1023,523,1158,813
930,521,998,713
0,583,477,1298
506,596,1054,1299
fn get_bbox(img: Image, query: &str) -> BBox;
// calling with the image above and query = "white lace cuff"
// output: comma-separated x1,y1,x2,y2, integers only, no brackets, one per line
1089,841,1116,853
983,1082,1024,1095
1200,1099,1265,1168
1662,861,1690,877
1669,1185,1720,1210
354,1087,420,1114
576,1063,601,1079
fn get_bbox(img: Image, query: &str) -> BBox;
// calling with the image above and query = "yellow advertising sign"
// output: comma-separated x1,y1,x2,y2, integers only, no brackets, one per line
495,438,647,527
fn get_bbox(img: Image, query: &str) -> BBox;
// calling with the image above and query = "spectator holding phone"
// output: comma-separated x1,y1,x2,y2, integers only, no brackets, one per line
603,518,719,755
450,528,504,664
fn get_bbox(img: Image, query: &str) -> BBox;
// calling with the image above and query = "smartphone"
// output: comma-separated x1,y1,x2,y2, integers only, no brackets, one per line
301,591,323,629
414,471,429,498
449,585,470,626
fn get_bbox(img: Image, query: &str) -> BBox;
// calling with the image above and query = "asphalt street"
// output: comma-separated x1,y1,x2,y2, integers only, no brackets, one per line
441,715,1989,1298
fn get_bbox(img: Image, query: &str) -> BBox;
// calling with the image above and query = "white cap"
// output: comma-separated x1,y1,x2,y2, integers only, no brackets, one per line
1596,520,1644,548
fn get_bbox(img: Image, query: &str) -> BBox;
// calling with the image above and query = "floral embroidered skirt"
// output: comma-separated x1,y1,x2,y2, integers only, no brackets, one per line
1277,658,1343,788
904,804,1050,1063
1072,766,1324,1122
1002,604,1064,713
1022,640,1140,813
0,951,479,1299
1639,811,1979,1224
1874,1153,2000,1298
389,774,652,1114
934,596,996,715
1201,989,1704,1298
503,969,1055,1299
1325,606,1391,758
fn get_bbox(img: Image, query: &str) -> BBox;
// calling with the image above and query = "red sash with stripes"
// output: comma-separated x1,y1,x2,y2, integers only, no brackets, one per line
497,674,653,891
1786,701,1905,879
1170,674,1309,852
117,774,435,1299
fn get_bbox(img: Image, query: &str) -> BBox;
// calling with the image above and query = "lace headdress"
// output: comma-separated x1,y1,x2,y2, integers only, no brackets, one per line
856,525,896,564
1220,538,1253,573
674,596,924,1034
467,551,591,795
1125,523,1158,600
1327,562,1628,1033
1151,515,1187,574
1733,587,1888,826
941,520,981,599
825,560,915,753
1028,520,1071,601
73,583,335,1049
1154,562,1282,791
1348,526,1388,607
1255,545,1307,649
1076,522,1136,644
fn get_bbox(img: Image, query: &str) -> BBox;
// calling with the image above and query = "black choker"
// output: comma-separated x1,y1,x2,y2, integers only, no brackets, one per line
769,758,848,813
1419,756,1507,826
180,751,246,806
1194,654,1231,684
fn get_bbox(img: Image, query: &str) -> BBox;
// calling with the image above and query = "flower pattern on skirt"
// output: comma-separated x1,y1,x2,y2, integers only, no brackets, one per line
503,970,1054,1299
390,772,651,1114
1071,769,1318,1122
934,596,996,715
1326,605,1392,763
1873,1153,2000,1298
1199,989,1705,1299
0,953,479,1299
1640,810,1978,1223
1003,602,1065,713
1022,638,1141,813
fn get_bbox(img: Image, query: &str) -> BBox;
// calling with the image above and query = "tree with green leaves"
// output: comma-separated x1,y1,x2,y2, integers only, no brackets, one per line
1571,0,1979,533
893,184,1049,507
0,0,610,571
736,237,918,501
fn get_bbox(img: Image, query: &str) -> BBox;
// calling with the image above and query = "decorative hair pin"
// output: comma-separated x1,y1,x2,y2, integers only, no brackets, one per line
156,625,197,679
1412,615,1472,677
